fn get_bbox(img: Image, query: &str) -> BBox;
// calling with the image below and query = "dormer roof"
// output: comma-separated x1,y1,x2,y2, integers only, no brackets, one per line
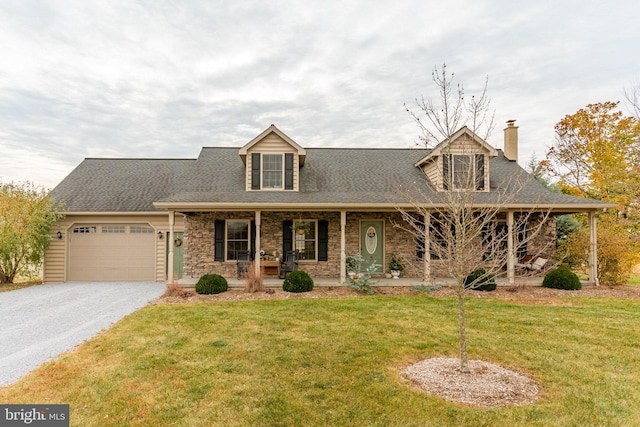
413,126,498,168
239,124,307,165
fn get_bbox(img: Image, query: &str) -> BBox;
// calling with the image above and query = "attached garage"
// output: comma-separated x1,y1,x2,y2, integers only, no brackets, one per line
68,224,156,281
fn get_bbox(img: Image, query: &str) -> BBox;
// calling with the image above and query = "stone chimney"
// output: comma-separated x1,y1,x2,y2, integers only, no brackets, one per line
504,120,518,162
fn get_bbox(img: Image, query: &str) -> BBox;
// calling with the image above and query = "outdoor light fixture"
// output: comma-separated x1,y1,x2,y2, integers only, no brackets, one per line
57,231,63,240
158,231,164,240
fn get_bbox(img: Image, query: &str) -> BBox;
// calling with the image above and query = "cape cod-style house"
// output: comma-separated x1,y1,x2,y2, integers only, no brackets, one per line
44,123,611,286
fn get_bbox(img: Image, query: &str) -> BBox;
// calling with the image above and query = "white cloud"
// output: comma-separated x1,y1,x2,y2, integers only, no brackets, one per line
0,0,639,188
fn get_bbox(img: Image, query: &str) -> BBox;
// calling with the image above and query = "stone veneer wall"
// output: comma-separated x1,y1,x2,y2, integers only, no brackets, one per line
183,211,556,280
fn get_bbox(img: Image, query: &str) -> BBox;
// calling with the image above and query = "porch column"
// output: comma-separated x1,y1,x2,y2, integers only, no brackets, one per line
507,210,515,285
340,211,346,284
167,210,175,283
423,212,431,284
589,211,599,286
255,210,261,275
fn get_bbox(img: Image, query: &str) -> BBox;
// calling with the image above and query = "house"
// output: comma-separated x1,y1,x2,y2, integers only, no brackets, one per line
44,122,611,285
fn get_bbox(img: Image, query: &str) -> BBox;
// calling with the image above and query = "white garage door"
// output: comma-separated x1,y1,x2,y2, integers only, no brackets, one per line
69,224,156,281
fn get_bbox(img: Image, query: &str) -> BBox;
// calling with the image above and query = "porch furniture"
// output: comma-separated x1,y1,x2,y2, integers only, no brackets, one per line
261,260,280,276
516,256,549,271
278,251,299,279
237,250,251,279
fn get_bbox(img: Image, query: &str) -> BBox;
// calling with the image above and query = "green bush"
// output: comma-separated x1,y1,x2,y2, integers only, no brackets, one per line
195,274,228,294
542,268,582,290
464,268,497,292
282,270,314,293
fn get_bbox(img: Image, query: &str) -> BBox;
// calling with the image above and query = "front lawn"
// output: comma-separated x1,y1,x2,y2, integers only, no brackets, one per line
2,295,639,426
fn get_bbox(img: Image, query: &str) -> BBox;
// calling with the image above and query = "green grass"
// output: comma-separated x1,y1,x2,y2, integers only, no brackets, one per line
2,295,640,426
628,273,640,286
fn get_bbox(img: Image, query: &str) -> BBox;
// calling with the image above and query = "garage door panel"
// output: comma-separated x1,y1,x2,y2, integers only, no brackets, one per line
69,224,156,281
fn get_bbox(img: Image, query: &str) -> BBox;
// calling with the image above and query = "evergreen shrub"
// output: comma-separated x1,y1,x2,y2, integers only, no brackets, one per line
542,268,582,290
195,274,228,294
282,270,314,293
464,268,497,292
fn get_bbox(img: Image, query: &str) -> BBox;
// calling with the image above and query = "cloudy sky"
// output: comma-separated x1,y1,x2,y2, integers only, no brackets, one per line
1,0,638,189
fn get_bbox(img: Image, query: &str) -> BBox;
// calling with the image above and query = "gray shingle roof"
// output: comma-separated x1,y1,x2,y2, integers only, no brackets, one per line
50,147,611,212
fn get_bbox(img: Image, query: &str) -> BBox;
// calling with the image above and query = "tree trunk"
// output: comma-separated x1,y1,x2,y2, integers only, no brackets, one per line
457,293,470,373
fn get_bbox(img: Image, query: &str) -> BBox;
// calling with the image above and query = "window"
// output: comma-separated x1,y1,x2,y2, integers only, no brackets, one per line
226,220,250,261
102,226,125,233
73,226,96,234
262,154,283,189
481,219,528,261
482,222,508,261
130,225,154,234
293,220,317,260
443,154,485,190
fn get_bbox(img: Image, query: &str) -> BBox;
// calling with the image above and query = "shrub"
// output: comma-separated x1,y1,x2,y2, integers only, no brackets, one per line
282,270,314,293
195,274,228,294
347,262,381,294
542,268,582,290
464,268,497,292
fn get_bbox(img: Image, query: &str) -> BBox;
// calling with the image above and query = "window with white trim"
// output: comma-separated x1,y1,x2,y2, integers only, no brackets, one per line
443,154,485,191
262,154,283,189
226,220,250,261
293,220,317,260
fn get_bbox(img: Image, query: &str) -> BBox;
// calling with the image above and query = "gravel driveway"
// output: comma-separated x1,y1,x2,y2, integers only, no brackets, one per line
0,282,165,386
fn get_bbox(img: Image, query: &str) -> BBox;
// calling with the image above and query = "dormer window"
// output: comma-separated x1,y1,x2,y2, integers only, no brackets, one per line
251,152,294,190
443,154,485,191
240,125,306,191
263,154,283,189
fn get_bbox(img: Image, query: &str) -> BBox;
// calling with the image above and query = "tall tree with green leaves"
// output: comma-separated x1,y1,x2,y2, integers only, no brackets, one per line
546,102,640,284
0,181,64,284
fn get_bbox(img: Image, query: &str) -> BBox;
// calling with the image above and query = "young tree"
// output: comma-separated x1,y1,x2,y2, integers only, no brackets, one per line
546,102,640,284
400,65,551,372
0,181,64,284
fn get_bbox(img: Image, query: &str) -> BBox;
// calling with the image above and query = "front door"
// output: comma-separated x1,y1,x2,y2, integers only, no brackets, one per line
360,220,384,274
167,232,184,279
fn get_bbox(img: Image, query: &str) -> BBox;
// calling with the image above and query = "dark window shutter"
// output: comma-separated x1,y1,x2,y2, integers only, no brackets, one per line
214,220,225,261
318,220,329,261
475,154,485,190
442,154,450,190
517,219,528,259
284,153,294,190
282,220,293,255
251,153,261,190
415,221,425,260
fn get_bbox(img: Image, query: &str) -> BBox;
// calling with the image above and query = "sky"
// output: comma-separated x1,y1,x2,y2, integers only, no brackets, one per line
1,0,639,189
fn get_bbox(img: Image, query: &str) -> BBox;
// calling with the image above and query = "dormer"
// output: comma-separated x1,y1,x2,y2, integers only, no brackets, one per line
414,126,498,192
239,125,306,191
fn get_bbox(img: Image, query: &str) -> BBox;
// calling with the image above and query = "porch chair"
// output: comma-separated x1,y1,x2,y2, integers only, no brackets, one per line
515,256,549,272
236,250,252,279
278,250,299,279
